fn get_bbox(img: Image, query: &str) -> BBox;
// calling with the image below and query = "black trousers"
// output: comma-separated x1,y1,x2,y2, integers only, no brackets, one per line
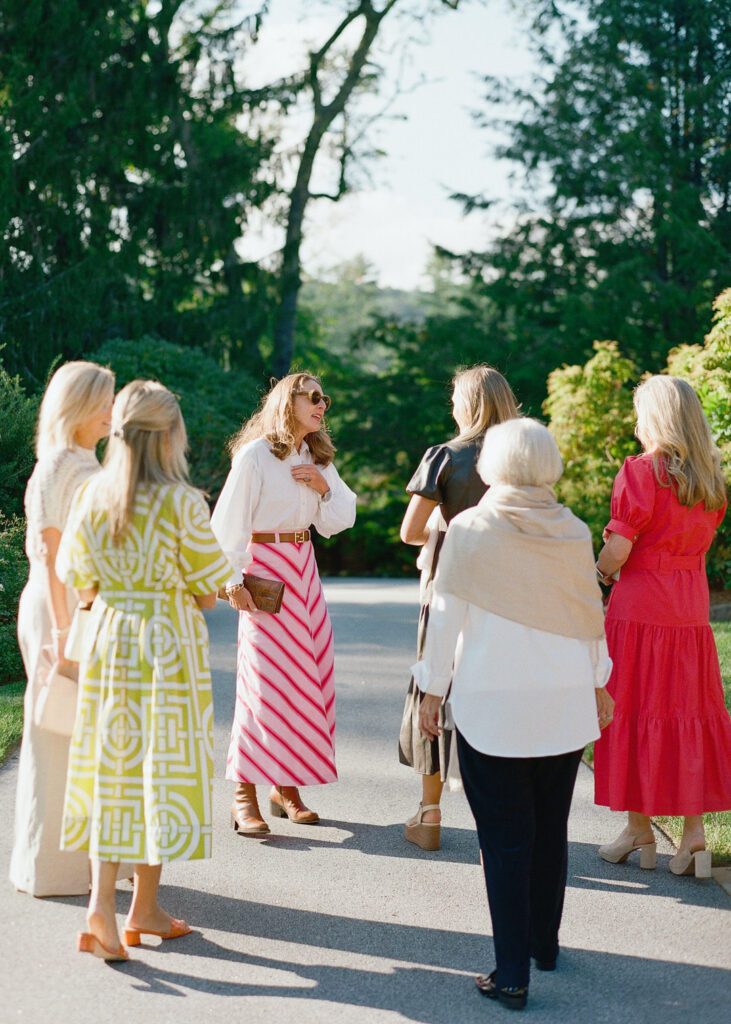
456,731,583,989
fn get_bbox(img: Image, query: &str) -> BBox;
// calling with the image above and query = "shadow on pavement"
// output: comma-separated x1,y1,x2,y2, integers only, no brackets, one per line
98,902,728,1023
236,818,479,865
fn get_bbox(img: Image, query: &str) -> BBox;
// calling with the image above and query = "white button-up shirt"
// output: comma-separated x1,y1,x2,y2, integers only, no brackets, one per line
211,437,357,585
413,587,611,758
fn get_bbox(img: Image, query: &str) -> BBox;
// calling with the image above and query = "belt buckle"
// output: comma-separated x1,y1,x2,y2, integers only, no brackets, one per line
294,530,306,544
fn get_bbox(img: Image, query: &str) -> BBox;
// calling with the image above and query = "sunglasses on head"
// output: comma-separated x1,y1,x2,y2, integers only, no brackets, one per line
294,389,332,411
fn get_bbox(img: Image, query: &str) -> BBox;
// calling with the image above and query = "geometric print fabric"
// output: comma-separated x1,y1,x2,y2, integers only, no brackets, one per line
57,482,232,864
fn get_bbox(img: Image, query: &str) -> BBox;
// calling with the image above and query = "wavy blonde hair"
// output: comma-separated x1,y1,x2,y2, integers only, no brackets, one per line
35,361,115,456
634,375,726,511
93,380,189,542
230,372,335,465
452,365,520,443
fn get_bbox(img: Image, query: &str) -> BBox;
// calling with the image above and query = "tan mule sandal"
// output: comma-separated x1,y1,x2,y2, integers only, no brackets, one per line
668,848,712,878
404,803,441,852
598,834,657,869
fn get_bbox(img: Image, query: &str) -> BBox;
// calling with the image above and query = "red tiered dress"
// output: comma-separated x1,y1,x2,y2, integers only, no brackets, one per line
593,455,731,815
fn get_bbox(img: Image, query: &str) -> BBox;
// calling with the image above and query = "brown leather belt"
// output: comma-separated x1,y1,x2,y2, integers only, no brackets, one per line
251,530,310,544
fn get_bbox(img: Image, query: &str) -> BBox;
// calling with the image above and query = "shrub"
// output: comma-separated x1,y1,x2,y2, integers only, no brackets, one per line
83,337,261,500
0,367,38,519
666,289,731,587
0,516,27,684
544,341,639,544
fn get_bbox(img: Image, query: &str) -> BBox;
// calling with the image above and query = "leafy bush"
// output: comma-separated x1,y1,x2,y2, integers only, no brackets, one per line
0,367,38,519
666,289,731,586
83,337,262,501
0,516,27,684
544,341,639,544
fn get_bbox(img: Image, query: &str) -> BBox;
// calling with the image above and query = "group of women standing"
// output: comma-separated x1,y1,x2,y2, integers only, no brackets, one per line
9,363,354,961
7,357,731,1012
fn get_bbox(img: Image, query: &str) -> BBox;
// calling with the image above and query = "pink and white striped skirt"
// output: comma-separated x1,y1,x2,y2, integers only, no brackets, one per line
226,540,337,786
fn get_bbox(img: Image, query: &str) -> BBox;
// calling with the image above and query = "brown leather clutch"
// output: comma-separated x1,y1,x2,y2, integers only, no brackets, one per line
243,574,285,613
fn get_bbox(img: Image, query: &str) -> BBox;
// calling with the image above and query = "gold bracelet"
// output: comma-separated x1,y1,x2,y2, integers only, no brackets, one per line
225,580,246,595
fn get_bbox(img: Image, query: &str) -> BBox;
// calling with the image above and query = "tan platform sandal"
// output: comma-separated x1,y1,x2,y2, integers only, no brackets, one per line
668,848,712,878
404,803,441,852
597,833,656,869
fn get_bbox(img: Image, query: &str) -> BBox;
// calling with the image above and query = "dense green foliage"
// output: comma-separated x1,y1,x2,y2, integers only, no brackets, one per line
455,0,731,411
0,1,283,388
0,368,38,519
84,338,262,501
0,517,27,685
544,341,639,541
543,292,731,587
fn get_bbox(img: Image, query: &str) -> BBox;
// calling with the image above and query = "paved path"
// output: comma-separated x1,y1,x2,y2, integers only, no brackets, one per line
2,580,729,1023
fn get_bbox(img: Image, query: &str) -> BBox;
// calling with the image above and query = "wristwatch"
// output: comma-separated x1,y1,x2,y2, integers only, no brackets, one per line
320,488,332,503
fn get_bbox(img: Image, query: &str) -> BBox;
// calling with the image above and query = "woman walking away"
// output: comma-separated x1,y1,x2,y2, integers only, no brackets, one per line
399,365,519,851
10,361,114,898
594,376,730,877
56,380,232,961
417,419,613,1010
211,373,356,835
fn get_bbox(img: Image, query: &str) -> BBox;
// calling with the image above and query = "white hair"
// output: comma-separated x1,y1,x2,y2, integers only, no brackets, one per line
35,361,115,456
478,417,563,487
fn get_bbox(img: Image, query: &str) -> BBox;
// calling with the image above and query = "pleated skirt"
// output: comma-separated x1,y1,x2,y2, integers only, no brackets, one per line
226,540,338,786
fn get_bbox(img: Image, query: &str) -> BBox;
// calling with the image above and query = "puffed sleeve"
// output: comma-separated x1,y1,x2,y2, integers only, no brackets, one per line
312,461,357,537
56,484,97,590
605,457,657,542
210,446,261,586
406,444,452,504
177,488,234,595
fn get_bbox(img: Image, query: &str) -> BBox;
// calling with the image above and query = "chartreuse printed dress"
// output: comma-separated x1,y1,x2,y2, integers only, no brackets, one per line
56,481,232,864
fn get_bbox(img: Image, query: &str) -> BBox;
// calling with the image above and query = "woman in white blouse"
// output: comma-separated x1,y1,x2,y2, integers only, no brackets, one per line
9,361,115,897
211,373,356,834
417,418,614,1012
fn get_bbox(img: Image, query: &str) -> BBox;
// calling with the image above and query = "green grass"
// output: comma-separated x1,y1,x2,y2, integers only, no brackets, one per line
0,681,25,764
654,622,731,865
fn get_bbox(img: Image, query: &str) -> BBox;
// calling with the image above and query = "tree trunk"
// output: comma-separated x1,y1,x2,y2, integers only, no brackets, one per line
270,1,393,378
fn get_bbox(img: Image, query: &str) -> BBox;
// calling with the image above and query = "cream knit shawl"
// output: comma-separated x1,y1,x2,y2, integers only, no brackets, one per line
435,483,605,641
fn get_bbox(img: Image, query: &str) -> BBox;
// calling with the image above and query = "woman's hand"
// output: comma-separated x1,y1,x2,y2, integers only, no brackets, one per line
596,687,615,729
226,585,258,613
419,693,443,741
291,464,329,497
596,532,633,582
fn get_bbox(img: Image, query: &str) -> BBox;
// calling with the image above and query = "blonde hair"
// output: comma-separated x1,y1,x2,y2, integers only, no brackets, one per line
230,372,335,465
452,365,520,442
478,417,563,487
634,375,726,511
93,380,189,542
35,361,114,456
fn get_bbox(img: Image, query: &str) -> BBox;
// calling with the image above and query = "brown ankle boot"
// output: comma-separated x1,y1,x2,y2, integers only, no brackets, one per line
269,786,319,824
231,783,270,835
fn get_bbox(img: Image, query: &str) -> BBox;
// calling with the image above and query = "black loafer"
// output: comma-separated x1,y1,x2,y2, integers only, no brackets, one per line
533,956,557,972
475,971,528,1011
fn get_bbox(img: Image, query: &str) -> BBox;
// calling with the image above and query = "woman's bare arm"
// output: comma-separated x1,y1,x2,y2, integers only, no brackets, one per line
400,495,438,546
596,532,633,582
41,528,72,633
